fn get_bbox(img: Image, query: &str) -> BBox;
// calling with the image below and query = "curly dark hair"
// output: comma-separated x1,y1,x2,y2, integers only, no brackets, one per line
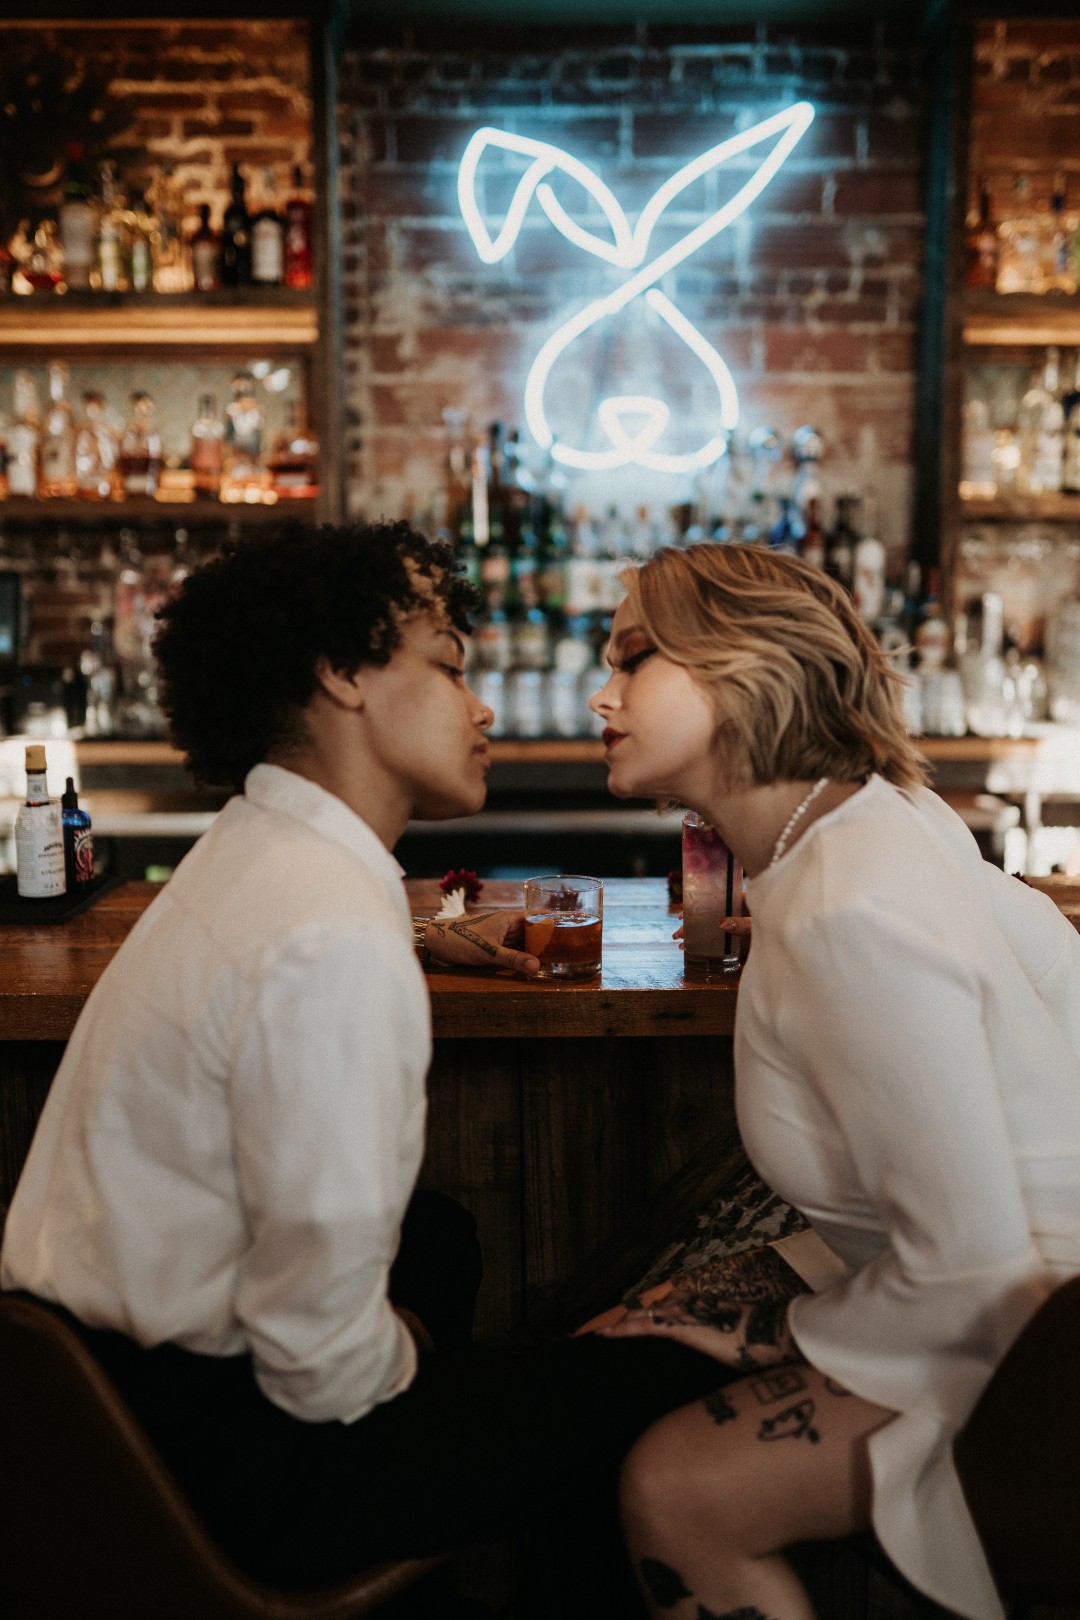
153,519,479,790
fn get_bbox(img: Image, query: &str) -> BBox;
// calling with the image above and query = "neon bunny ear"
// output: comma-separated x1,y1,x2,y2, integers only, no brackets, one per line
629,100,814,265
458,127,633,266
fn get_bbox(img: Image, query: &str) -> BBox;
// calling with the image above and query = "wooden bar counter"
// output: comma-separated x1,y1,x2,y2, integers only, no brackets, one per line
0,878,740,1340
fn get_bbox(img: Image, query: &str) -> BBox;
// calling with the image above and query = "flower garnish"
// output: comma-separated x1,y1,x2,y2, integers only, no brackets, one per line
439,868,484,904
545,883,581,911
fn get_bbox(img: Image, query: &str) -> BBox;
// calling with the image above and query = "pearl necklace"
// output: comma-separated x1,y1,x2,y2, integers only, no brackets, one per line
770,777,830,866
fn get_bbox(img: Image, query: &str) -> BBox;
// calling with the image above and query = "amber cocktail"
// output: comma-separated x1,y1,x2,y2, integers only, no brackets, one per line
523,875,603,981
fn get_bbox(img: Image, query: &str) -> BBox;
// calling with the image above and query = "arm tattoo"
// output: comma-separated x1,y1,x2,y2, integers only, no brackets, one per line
757,1398,820,1444
639,1558,691,1607
703,1387,739,1425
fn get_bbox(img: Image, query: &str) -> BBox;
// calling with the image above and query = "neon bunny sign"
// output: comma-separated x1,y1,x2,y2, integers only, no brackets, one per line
458,101,814,474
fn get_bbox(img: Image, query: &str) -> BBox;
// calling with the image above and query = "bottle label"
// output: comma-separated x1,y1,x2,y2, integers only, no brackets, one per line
251,218,284,283
73,823,94,885
16,802,66,898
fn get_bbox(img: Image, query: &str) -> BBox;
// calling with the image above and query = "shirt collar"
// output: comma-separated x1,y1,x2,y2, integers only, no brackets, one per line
243,763,406,897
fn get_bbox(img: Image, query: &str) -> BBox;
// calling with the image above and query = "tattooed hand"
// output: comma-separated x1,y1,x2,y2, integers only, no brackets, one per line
424,909,541,977
595,1287,802,1371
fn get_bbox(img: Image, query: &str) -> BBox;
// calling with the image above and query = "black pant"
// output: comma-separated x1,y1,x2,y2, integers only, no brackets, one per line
70,1193,735,1592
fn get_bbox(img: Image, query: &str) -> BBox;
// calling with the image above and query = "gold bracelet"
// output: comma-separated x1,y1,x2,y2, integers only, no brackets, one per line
411,916,432,967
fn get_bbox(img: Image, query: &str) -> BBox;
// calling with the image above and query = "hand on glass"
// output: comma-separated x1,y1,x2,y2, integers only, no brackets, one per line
672,915,752,945
425,910,541,977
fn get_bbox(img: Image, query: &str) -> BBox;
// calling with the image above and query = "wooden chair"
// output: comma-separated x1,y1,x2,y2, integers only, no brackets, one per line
0,1292,445,1620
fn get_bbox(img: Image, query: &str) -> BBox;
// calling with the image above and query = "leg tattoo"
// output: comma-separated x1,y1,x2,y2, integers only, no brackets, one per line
703,1387,739,1426
639,1557,692,1607
757,1398,820,1444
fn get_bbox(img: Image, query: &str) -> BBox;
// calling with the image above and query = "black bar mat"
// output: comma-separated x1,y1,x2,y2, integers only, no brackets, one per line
0,872,126,925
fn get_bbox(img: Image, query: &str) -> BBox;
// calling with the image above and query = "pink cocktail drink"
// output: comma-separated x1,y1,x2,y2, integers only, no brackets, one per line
682,813,745,979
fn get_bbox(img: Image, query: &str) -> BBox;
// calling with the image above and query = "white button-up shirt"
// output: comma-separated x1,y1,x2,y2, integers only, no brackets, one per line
2,764,431,1424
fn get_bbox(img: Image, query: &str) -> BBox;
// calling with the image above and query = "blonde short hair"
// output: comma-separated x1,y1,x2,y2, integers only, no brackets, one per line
621,543,929,792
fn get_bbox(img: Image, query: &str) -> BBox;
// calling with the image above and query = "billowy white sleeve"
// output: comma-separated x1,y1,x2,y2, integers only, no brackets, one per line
779,899,1049,1421
229,919,429,1423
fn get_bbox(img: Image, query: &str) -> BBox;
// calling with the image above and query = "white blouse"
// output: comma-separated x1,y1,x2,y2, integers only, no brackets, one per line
1,764,431,1426
737,776,1080,1620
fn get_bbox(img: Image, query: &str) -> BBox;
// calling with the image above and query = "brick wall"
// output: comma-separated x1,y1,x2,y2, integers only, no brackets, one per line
339,20,927,562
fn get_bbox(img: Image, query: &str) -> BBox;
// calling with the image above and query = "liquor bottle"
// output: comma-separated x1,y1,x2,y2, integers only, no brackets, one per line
798,496,826,569
75,390,120,500
852,490,886,625
768,496,803,555
221,163,251,287
15,745,66,899
1018,347,1064,495
24,220,64,292
996,174,1041,294
283,164,314,290
221,370,265,500
1045,174,1078,294
39,361,77,498
190,393,226,499
7,370,41,497
960,396,998,499
190,204,221,292
1061,352,1080,495
61,777,94,888
790,425,826,521
537,496,569,618
126,191,157,293
267,400,319,498
250,168,285,286
964,177,998,290
825,495,859,591
118,391,163,497
147,166,191,293
94,162,129,292
57,140,96,291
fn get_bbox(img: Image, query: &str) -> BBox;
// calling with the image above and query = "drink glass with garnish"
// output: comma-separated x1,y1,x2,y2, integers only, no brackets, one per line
523,875,603,981
681,813,746,979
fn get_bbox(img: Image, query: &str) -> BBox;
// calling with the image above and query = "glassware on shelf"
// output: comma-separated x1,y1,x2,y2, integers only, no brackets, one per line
38,362,77,498
7,370,41,497
996,174,1042,294
94,162,130,293
126,191,158,293
990,428,1022,496
283,164,314,290
250,167,284,287
190,204,221,292
147,166,191,294
24,220,64,293
57,140,97,292
189,393,225,499
965,176,998,289
221,370,266,501
75,391,121,500
221,163,251,287
960,397,997,500
267,401,318,498
1018,348,1065,495
118,391,163,497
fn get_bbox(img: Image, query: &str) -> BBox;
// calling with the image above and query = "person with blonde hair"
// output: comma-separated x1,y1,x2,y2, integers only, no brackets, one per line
590,542,1080,1620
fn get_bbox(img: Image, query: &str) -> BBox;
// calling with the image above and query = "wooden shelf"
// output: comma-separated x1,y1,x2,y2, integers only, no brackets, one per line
0,496,320,524
959,492,1080,522
0,290,317,353
963,290,1080,347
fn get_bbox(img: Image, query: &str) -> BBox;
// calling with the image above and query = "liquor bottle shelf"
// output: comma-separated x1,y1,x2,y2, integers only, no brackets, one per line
0,291,317,353
960,492,1080,522
963,290,1080,347
0,496,319,524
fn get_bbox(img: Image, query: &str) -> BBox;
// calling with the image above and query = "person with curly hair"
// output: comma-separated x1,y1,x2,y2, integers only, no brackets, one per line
2,520,736,1605
588,542,1080,1620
